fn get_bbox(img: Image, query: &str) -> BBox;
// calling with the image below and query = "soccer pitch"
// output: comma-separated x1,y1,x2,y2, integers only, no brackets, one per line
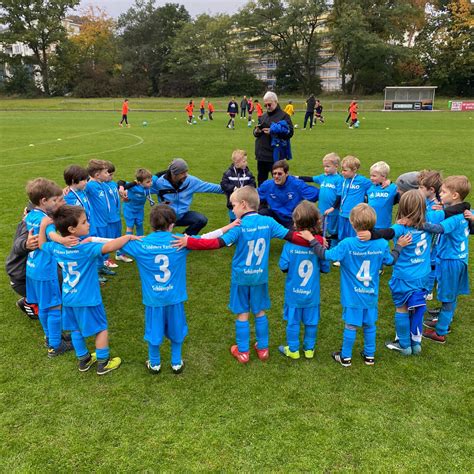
1,101,473,471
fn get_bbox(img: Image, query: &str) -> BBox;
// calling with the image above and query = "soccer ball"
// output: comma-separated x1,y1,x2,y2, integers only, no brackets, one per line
247,122,252,128
203,117,208,121
294,124,299,129
193,120,197,124
142,121,148,127
354,120,360,128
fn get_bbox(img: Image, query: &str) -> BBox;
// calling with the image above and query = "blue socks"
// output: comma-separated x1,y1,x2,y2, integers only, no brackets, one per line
363,324,376,357
255,315,269,350
148,343,161,367
395,312,410,349
171,341,182,366
235,320,250,353
436,301,456,336
47,308,62,349
96,347,110,362
410,306,425,346
38,309,49,340
71,331,88,358
303,325,318,351
126,230,133,235
136,223,144,236
341,326,357,359
286,324,299,352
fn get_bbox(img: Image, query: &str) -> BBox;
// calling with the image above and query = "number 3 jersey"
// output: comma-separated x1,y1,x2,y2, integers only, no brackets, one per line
122,232,190,307
221,212,289,286
324,238,394,309
41,242,104,306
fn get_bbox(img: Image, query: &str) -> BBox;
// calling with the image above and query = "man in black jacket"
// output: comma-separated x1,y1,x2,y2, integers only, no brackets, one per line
253,91,294,186
304,94,316,130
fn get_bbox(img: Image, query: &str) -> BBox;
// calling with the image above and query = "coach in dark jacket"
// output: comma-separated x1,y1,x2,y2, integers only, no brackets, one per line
253,91,294,186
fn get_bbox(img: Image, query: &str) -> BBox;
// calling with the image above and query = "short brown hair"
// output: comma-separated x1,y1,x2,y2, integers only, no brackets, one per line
150,204,176,231
443,175,471,201
272,160,289,173
52,205,85,236
136,168,153,183
292,200,322,234
26,178,62,205
418,170,443,193
322,152,340,167
87,159,106,178
230,186,260,211
349,203,376,231
397,190,426,229
103,160,116,173
64,165,88,186
341,155,360,171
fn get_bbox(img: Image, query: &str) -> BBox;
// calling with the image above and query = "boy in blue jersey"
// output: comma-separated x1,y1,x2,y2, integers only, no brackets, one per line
172,186,317,364
366,161,399,229
122,168,154,236
298,152,342,247
278,201,330,360
422,176,471,344
301,203,410,366
121,205,239,374
38,205,141,375
24,178,77,357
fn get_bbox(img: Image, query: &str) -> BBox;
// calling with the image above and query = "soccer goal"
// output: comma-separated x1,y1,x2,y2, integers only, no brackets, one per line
383,86,437,111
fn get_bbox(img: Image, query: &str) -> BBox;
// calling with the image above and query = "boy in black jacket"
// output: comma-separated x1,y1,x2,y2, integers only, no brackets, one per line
220,150,256,221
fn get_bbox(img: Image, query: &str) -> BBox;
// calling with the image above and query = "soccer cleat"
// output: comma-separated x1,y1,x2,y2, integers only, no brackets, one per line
145,360,161,374
104,259,118,268
304,349,315,359
97,357,122,375
119,123,123,127
116,254,133,263
78,352,97,372
171,360,185,374
423,320,451,333
278,345,300,360
230,345,250,364
47,339,73,358
411,344,422,355
332,261,341,267
254,342,269,361
332,351,352,367
16,297,39,320
427,307,441,316
384,340,412,355
360,351,375,366
98,275,107,283
99,266,116,276
422,328,446,344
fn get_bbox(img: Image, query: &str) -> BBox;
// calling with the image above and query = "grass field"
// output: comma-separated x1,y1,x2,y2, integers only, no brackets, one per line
1,101,473,471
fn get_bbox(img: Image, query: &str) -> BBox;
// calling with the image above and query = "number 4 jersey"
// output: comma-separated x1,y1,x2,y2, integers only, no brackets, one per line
122,232,190,307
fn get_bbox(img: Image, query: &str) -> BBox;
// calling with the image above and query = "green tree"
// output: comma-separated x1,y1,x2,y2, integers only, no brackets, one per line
0,0,80,95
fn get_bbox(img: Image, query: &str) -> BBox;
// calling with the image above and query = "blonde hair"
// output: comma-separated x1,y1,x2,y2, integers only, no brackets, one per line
292,200,322,234
341,155,360,171
397,190,426,229
443,175,471,201
323,152,340,167
232,149,247,163
230,186,259,211
370,161,390,178
349,203,376,231
135,168,153,183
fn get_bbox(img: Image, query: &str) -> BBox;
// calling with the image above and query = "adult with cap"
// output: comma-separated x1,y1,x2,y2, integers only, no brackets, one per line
253,91,294,187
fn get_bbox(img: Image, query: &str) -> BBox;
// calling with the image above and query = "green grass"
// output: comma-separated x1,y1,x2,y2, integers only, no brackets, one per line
1,102,473,471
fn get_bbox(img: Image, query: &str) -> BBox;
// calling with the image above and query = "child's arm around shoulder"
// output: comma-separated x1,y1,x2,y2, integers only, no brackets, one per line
387,234,412,265
38,216,78,248
102,234,143,254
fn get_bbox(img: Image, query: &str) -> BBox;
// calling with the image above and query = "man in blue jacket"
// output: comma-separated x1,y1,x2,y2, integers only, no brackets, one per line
258,160,319,228
150,159,223,235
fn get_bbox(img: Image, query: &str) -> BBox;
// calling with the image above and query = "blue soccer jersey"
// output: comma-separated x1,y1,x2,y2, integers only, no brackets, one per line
366,183,398,229
221,212,289,286
104,181,121,223
391,224,431,280
312,173,343,214
41,241,104,306
279,242,328,308
324,238,393,308
339,174,372,218
122,232,190,307
123,184,150,220
25,209,58,281
85,180,109,228
64,188,96,234
436,214,469,264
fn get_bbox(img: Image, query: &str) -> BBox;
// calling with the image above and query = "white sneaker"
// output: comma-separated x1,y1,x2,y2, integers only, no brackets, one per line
116,254,133,263
105,259,118,268
332,261,341,267
426,293,433,301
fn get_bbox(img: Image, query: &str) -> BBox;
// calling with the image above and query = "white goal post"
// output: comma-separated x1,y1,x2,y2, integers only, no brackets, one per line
383,86,437,111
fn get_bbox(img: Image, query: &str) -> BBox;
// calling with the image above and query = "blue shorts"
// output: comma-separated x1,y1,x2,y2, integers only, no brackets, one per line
343,306,378,327
95,226,108,238
26,277,61,310
123,209,144,229
325,213,339,236
338,215,356,240
63,304,108,338
144,303,188,345
389,276,429,308
229,283,270,314
107,220,122,239
284,305,320,326
436,259,469,303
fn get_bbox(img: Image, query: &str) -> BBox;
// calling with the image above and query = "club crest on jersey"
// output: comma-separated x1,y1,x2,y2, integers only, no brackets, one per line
287,192,295,200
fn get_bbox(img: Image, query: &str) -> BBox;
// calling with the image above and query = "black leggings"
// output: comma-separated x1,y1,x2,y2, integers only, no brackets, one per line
120,114,128,125
257,161,274,186
304,111,314,129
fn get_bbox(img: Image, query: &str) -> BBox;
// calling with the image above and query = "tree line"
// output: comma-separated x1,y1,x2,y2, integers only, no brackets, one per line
0,0,472,97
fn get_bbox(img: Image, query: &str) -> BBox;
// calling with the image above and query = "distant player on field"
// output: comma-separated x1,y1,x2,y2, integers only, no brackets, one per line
119,99,130,128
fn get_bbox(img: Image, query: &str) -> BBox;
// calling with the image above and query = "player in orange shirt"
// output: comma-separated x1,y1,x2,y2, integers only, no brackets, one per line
255,99,263,119
207,101,215,121
185,100,194,124
199,97,206,120
348,101,358,128
119,99,130,128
